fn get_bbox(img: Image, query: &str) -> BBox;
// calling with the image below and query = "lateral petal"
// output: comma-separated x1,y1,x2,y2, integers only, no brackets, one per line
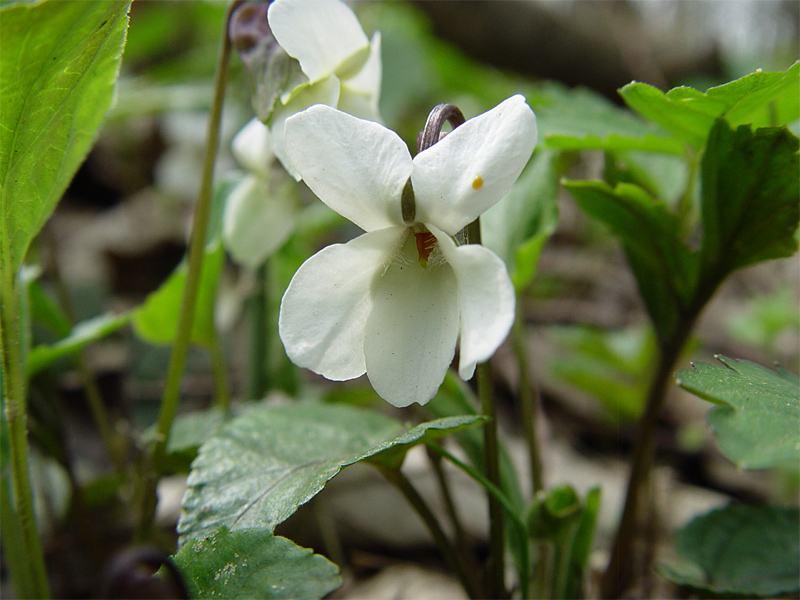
338,32,382,123
268,0,369,84
364,234,460,407
278,227,404,381
432,226,515,380
223,175,297,269
285,105,411,231
412,95,537,235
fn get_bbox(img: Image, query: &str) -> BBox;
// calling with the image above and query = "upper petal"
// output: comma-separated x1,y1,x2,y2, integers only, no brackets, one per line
232,118,273,178
338,32,382,122
269,76,341,180
364,233,460,407
279,227,405,381
284,104,411,230
268,0,369,83
412,95,538,235
431,226,515,380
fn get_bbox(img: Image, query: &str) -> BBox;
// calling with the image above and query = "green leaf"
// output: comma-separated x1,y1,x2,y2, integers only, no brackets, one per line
27,312,131,377
620,62,800,148
535,84,684,155
482,150,560,290
699,119,799,283
658,504,799,597
174,527,341,600
548,326,655,420
675,356,799,469
177,403,481,542
0,0,130,273
132,241,224,348
563,180,697,341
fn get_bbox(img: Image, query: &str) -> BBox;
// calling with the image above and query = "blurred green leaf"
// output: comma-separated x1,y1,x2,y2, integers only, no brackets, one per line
174,527,341,600
676,356,799,469
620,62,800,148
535,85,684,155
659,504,800,597
27,312,131,377
699,119,799,283
0,0,130,273
548,326,656,420
132,242,224,349
482,150,560,290
563,181,697,342
178,403,481,542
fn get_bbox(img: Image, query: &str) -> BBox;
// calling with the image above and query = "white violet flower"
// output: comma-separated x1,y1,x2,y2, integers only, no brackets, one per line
266,0,381,179
222,118,298,268
278,95,537,407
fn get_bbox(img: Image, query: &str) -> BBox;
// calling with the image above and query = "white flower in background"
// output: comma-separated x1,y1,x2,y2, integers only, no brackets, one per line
278,95,537,407
266,0,381,179
222,118,298,268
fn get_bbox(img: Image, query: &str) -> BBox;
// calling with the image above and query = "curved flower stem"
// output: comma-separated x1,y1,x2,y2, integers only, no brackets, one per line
136,0,241,540
380,466,482,600
512,302,544,493
0,268,51,599
417,104,465,153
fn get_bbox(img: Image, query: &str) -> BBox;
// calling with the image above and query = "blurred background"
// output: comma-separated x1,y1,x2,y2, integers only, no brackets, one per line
15,1,798,597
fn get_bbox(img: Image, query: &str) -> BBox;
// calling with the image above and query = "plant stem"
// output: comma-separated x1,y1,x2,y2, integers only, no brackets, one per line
0,267,51,599
477,360,507,599
600,323,692,598
380,467,482,600
512,301,544,494
137,0,239,538
426,447,481,592
208,330,231,414
245,262,268,400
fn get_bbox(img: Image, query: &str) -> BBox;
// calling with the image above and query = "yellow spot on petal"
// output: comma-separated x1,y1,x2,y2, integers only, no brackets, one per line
472,175,483,190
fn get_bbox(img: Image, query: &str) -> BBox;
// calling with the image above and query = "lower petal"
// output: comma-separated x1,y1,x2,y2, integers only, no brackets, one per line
364,238,460,407
431,225,515,380
279,227,404,380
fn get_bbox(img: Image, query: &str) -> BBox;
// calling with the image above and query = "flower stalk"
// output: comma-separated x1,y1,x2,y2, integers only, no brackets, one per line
136,0,241,539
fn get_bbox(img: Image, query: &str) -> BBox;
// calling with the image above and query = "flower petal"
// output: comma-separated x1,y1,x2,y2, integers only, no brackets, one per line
364,233,460,406
285,104,411,231
412,95,538,235
279,227,404,381
432,226,515,380
232,119,273,178
223,175,297,268
268,0,369,84
270,76,341,180
338,32,382,123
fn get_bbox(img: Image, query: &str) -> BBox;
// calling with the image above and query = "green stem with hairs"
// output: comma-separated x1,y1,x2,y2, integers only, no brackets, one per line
0,267,51,599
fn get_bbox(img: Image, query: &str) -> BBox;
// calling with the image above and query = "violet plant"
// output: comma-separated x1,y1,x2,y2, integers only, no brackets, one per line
1,1,798,599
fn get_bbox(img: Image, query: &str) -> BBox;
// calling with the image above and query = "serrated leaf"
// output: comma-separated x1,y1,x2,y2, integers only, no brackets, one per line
177,403,481,542
132,242,224,349
658,504,799,596
620,62,800,148
676,356,799,469
699,119,799,283
564,180,697,342
0,0,130,274
174,527,341,600
535,84,684,154
482,150,559,291
27,312,131,376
